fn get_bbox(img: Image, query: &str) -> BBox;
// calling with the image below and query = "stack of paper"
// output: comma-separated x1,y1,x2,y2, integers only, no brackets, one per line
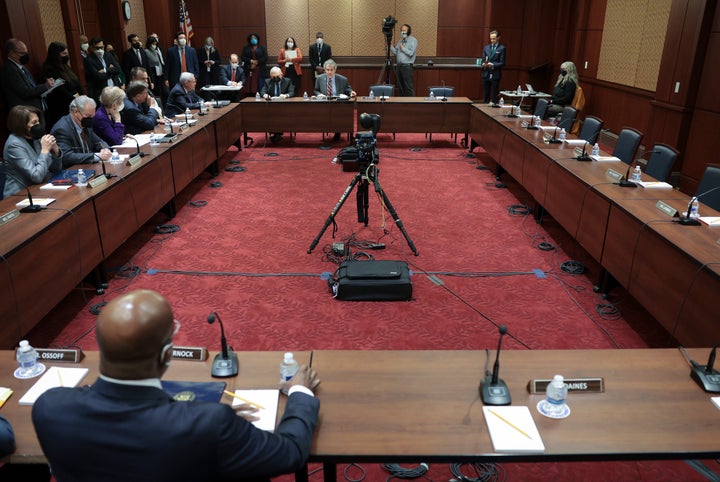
636,181,673,189
15,198,55,208
482,406,545,453
590,155,622,162
18,366,89,406
699,217,720,226
231,389,279,432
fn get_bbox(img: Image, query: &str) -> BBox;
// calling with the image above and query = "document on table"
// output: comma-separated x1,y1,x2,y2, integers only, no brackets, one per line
636,181,673,189
482,406,545,453
231,389,279,432
112,134,154,148
563,138,588,146
712,397,720,410
15,198,55,208
590,155,622,162
18,367,89,406
699,217,720,226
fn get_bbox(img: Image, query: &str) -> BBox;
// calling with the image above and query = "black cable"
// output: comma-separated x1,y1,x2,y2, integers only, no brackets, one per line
507,204,530,216
449,462,505,482
383,463,430,480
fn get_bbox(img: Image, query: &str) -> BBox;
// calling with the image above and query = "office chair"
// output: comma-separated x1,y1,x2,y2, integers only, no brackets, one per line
578,115,603,145
695,164,720,212
613,127,644,165
533,98,549,119
556,105,577,132
644,143,678,182
369,84,394,97
0,161,6,200
570,85,585,135
428,86,455,98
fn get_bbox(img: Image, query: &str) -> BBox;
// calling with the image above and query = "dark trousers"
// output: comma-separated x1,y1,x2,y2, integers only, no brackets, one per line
395,64,414,96
483,77,500,104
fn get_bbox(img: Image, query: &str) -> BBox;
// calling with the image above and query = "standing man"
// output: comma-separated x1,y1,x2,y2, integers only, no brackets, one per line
83,37,122,102
308,32,332,80
79,34,89,59
481,30,505,104
165,32,199,90
122,34,150,84
390,24,417,96
1,39,54,115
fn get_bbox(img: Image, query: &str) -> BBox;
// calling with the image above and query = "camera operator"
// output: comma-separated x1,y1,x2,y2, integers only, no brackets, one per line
390,24,417,96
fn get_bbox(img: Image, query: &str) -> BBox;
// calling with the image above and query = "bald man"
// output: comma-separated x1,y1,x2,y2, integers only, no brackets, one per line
32,290,320,482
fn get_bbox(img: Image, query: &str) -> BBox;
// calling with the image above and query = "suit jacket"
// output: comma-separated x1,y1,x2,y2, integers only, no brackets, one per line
166,83,204,116
121,97,159,135
314,73,352,96
0,415,14,458
481,43,505,80
2,133,62,199
308,43,332,75
32,378,319,482
0,61,48,111
122,47,151,82
219,64,246,85
92,105,125,146
165,45,200,89
260,77,295,98
50,114,109,168
84,53,122,101
197,46,222,87
278,48,303,77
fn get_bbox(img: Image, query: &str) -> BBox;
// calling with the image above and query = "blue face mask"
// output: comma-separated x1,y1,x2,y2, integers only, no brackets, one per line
250,38,258,46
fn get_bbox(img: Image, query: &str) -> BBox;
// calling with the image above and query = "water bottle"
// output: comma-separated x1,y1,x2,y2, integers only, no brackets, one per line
255,92,261,101
517,84,522,94
369,90,375,100
184,107,191,120
534,115,542,127
498,97,504,107
544,374,569,416
279,352,300,394
559,128,566,142
303,91,309,100
689,198,700,218
200,101,207,114
592,143,600,156
164,121,172,134
430,91,435,100
631,165,642,183
76,168,87,186
16,340,42,378
111,149,120,164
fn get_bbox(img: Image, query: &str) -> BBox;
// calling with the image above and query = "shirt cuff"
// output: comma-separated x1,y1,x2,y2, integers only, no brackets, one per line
288,385,314,397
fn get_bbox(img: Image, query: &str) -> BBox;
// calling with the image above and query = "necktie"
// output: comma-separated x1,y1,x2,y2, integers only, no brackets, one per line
136,49,142,63
231,68,236,82
274,82,279,97
181,48,187,72
327,77,333,96
158,49,164,66
22,67,36,87
80,129,88,153
491,45,496,57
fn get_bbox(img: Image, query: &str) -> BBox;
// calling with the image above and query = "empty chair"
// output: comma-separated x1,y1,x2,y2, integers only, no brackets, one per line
369,84,394,97
695,164,720,211
644,143,678,182
570,85,585,135
428,86,455,98
556,105,577,132
613,127,644,164
533,98,549,119
578,115,603,145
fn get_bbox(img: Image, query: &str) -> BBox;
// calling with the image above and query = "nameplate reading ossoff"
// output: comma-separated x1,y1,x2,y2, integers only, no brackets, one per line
170,346,207,361
35,348,85,363
527,377,604,394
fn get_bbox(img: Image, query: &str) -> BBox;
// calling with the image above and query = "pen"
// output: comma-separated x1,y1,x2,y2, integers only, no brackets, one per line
223,390,265,410
309,350,314,369
488,409,532,440
58,369,63,387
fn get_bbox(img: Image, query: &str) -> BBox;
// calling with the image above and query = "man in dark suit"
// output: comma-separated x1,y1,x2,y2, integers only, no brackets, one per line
0,38,54,115
314,59,356,141
122,34,150,84
121,81,160,135
308,32,332,79
166,72,209,117
83,37,122,102
219,53,245,102
165,32,199,90
260,67,295,143
31,289,320,482
481,30,506,104
50,95,111,168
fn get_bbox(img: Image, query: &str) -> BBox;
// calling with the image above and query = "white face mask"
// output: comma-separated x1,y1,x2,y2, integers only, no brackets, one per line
178,38,187,47
80,43,89,51
401,31,408,38
95,49,105,58
230,62,239,69
317,38,323,46
286,42,294,49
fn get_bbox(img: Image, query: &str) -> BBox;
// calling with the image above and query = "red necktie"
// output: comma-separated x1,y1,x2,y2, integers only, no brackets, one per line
327,77,333,96
181,48,187,72
231,68,236,82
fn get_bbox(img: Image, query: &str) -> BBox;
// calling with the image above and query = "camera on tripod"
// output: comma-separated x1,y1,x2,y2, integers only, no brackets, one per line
337,113,380,172
382,15,397,38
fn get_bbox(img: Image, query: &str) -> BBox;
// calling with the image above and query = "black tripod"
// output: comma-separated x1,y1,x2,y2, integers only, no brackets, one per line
307,163,418,256
377,32,394,85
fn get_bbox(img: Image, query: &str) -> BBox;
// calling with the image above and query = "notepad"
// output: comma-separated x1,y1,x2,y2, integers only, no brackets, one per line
18,366,89,406
15,198,55,208
636,181,673,189
482,405,545,453
231,389,279,432
112,134,153,149
590,155,622,162
699,216,720,226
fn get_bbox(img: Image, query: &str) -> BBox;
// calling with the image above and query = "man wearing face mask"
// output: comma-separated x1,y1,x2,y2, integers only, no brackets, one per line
83,37,122,102
260,66,295,143
165,32,200,90
122,34,150,84
1,38,55,116
79,35,89,59
2,105,62,199
121,81,160,135
390,24,417,96
546,61,578,119
51,95,112,168
219,53,245,102
309,32,332,79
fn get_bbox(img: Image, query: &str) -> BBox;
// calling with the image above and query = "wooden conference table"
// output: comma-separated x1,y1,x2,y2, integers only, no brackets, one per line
1,348,719,481
469,104,720,347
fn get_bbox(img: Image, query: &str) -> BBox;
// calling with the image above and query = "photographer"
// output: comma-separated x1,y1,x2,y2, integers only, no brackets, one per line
390,24,417,96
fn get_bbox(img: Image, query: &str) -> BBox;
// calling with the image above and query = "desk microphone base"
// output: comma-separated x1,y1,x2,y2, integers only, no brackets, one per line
211,351,239,378
480,377,512,405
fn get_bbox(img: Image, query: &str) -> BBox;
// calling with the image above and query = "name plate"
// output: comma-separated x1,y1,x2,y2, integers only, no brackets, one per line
87,174,108,188
0,209,20,226
527,377,604,394
179,123,190,132
126,155,142,167
171,346,207,361
36,348,85,363
655,200,678,217
606,169,623,181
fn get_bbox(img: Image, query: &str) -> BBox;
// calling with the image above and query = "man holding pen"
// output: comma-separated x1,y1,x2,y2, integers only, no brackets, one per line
32,289,320,482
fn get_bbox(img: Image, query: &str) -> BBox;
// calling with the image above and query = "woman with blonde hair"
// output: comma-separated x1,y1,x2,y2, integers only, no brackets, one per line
546,61,578,118
92,86,126,146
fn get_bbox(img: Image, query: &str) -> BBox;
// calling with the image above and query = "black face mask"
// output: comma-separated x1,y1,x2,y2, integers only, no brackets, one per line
61,56,70,64
80,116,94,128
133,42,142,49
19,53,30,65
272,77,281,83
29,124,45,139
560,70,567,77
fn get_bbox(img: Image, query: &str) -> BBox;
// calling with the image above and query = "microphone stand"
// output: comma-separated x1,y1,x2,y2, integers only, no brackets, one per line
574,142,591,161
480,325,511,405
547,126,562,144
616,162,638,188
207,311,239,377
126,135,147,158
1,159,45,213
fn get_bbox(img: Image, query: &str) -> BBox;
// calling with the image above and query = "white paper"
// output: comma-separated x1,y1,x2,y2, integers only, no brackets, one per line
16,197,55,207
112,134,153,149
231,389,280,432
284,50,297,60
590,155,622,162
699,217,720,226
483,406,545,453
563,139,588,146
712,397,720,410
18,366,89,406
40,183,72,191
636,181,673,189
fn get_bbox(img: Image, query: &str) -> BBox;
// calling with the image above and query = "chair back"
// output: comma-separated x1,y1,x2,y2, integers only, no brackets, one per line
578,115,603,145
612,127,643,164
644,143,678,182
557,106,577,132
695,164,720,212
428,86,454,98
369,84,394,97
533,98,549,119
570,85,585,135
0,163,6,200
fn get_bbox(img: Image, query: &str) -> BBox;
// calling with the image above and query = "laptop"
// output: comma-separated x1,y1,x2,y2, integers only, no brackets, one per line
526,84,535,94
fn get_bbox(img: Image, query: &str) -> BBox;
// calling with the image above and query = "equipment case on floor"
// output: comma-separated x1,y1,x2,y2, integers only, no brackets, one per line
329,260,412,301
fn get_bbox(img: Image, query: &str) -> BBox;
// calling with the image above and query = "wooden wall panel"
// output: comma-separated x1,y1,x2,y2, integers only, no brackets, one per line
695,32,720,112
437,0,484,27
682,109,720,191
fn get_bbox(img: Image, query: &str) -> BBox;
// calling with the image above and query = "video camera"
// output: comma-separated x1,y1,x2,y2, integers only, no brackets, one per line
337,113,381,172
382,15,397,38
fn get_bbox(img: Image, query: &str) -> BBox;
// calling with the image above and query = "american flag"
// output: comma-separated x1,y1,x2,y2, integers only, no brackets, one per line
179,0,193,39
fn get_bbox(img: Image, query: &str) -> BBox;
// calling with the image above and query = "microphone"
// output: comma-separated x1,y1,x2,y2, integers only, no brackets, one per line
547,126,562,144
1,159,45,213
574,141,591,161
125,135,147,158
207,311,238,377
689,343,720,393
165,102,188,124
480,325,511,405
676,185,720,226
203,88,222,107
440,80,448,102
616,149,659,187
90,139,115,179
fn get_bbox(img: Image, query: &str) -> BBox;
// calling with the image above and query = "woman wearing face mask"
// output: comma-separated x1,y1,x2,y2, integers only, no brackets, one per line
546,61,578,119
145,36,168,102
41,41,85,130
278,36,302,94
241,33,268,96
92,86,126,146
105,44,126,89
197,36,222,90
2,105,62,199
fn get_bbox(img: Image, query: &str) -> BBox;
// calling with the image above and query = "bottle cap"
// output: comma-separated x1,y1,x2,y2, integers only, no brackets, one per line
553,374,564,384
19,340,29,348
284,352,294,361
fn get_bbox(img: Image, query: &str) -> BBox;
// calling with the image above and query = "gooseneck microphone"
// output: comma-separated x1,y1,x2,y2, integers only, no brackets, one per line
548,126,562,144
125,135,146,158
617,162,638,188
480,325,511,405
574,141,591,161
207,311,239,377
440,79,448,102
676,185,720,226
91,140,115,179
1,159,45,213
689,343,720,393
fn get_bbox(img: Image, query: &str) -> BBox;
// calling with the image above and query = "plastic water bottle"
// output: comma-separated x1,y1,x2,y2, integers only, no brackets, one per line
559,128,566,142
200,101,207,114
430,91,435,100
534,115,542,127
689,198,700,218
76,168,87,186
164,122,171,134
369,90,375,100
592,143,600,156
544,374,569,416
498,97,504,107
631,165,642,182
303,91,309,100
111,149,120,164
255,92,261,101
517,84,522,94
16,340,42,377
184,107,191,120
280,352,299,394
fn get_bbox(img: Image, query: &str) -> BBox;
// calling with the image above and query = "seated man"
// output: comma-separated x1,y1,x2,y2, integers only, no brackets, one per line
51,95,111,168
313,59,356,142
219,53,245,103
165,72,209,117
130,66,163,118
32,289,320,482
121,81,160,135
260,66,295,143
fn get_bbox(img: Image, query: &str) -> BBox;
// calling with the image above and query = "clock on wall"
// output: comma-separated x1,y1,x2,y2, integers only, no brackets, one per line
122,1,132,21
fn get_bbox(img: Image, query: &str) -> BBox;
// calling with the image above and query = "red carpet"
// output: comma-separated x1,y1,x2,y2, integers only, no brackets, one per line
27,132,718,481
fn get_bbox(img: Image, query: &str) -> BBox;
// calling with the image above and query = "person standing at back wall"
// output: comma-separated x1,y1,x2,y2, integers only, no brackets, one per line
390,24,417,96
481,30,505,104
309,32,332,79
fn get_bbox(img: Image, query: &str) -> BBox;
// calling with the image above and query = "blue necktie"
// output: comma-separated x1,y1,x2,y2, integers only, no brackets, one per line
22,67,36,87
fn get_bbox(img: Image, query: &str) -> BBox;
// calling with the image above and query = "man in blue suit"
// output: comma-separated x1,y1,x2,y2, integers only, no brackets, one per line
32,289,320,482
121,81,160,135
481,30,506,104
165,32,199,90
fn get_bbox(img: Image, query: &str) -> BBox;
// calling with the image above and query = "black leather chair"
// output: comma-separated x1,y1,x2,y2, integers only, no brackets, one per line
578,115,603,145
428,86,454,98
695,164,720,211
556,105,577,132
369,84,394,97
613,127,643,165
644,143,678,182
533,98,549,119
0,163,6,200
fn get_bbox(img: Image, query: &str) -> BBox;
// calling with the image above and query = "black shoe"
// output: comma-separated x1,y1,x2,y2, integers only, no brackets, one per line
333,132,341,142
271,133,282,143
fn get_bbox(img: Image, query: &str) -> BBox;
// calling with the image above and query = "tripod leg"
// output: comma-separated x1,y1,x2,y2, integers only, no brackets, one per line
356,179,369,225
308,174,362,253
376,183,419,256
